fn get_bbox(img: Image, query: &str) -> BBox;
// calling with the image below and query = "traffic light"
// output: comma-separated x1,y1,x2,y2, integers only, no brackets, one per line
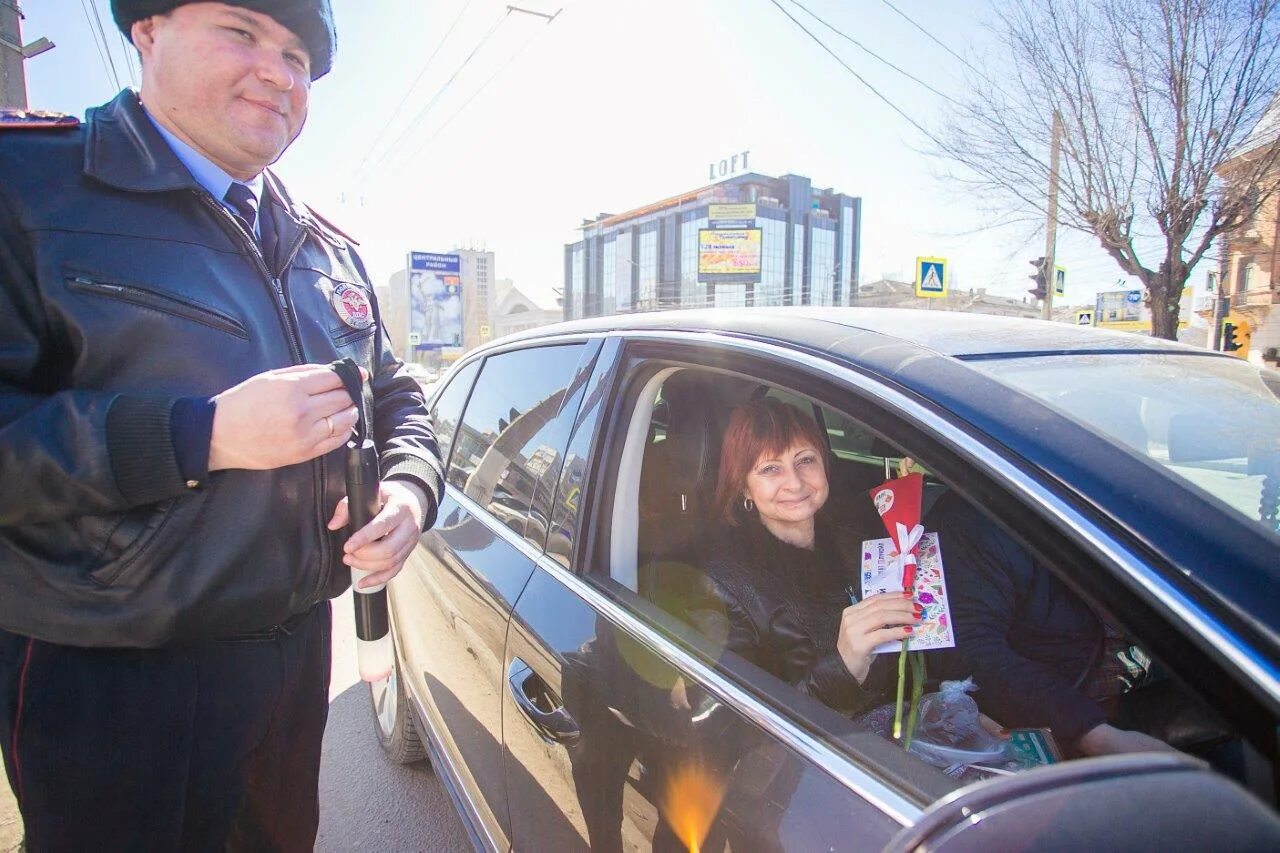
1028,257,1048,301
1223,317,1252,357
1223,321,1240,351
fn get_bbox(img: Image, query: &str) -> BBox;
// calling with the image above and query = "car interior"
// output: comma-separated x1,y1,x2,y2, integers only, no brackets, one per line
600,364,1276,809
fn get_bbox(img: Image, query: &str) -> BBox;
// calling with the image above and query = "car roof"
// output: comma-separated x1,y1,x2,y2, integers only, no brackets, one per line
506,307,1221,360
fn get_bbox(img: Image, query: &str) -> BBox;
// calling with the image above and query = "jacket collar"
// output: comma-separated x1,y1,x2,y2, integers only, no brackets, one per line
84,90,315,235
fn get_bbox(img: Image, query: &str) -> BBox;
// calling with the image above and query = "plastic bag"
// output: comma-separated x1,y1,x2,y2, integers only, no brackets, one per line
907,678,1006,767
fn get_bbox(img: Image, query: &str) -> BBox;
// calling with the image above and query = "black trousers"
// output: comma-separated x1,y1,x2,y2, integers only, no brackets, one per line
0,602,331,853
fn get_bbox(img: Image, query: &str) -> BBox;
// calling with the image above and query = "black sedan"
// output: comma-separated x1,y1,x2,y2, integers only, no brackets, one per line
370,308,1280,851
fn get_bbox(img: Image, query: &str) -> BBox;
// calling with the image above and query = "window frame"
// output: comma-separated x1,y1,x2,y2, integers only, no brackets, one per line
566,331,1277,815
443,338,598,548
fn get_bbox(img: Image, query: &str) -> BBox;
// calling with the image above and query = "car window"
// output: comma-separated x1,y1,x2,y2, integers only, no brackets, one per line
448,344,587,542
430,358,481,474
589,356,1265,816
974,353,1280,533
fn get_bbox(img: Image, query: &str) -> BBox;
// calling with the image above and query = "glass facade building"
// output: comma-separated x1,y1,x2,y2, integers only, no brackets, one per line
565,172,861,319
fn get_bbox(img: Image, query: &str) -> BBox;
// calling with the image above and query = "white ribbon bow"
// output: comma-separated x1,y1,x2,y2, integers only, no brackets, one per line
893,522,925,585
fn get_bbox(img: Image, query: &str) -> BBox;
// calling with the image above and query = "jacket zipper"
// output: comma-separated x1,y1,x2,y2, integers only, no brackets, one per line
197,192,333,601
67,274,250,340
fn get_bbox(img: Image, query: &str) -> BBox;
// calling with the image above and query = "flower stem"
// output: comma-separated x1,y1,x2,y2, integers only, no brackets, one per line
904,652,926,750
892,637,908,740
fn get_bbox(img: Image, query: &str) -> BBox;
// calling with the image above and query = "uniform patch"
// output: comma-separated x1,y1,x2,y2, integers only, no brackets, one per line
0,109,80,130
331,282,374,330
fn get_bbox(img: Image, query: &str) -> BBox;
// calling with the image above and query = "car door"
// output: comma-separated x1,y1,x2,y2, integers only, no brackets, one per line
501,337,943,852
501,332,1280,851
389,338,598,849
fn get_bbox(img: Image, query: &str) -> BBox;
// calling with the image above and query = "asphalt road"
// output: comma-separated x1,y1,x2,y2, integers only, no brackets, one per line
0,589,470,852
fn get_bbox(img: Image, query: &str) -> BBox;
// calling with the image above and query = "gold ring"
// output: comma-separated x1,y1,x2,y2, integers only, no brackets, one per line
325,415,334,437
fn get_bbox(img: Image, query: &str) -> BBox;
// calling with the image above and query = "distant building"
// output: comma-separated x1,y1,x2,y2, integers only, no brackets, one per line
1212,95,1280,367
454,248,495,350
565,172,861,319
492,279,562,339
854,278,1039,318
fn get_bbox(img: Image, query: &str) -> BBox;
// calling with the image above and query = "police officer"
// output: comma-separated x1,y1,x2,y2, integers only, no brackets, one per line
0,2,442,849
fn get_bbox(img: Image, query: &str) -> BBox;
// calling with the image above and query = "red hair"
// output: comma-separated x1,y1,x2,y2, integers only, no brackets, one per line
714,398,827,525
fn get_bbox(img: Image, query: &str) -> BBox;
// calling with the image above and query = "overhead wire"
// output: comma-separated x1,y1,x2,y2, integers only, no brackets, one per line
393,25,547,170
765,0,948,151
876,0,982,79
361,7,513,181
355,0,483,177
785,0,949,100
115,25,140,88
80,0,119,93
86,0,124,91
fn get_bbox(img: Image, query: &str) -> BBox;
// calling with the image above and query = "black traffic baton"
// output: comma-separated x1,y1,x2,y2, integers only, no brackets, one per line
333,358,393,682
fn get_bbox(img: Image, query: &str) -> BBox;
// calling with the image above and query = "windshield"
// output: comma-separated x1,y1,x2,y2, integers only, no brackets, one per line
974,353,1280,535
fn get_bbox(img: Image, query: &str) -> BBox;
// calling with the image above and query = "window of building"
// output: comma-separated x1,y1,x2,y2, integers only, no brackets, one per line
616,229,634,312
638,224,658,307
793,225,806,305
601,236,617,316
758,217,787,306
570,245,585,320
810,225,836,306
841,208,855,305
446,344,587,543
679,215,708,307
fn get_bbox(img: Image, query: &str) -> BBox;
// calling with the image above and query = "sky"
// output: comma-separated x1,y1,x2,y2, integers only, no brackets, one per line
20,0,1194,310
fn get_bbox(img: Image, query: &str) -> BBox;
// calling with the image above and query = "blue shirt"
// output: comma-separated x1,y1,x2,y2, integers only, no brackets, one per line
143,105,264,237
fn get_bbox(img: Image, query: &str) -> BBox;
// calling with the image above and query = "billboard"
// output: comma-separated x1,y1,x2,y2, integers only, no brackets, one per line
408,252,462,350
698,228,762,276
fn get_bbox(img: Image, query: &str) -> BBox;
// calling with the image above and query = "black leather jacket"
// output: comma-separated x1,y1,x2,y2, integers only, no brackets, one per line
687,514,895,717
0,91,442,647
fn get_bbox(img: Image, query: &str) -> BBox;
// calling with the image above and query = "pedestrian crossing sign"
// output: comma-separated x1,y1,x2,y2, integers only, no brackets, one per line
1075,309,1094,326
915,256,947,298
1055,266,1066,296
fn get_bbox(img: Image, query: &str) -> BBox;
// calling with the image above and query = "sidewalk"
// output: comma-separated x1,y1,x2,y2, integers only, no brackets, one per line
0,779,20,852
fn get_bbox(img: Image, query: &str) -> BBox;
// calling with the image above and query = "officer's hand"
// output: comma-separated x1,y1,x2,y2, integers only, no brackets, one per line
327,479,430,588
208,364,368,472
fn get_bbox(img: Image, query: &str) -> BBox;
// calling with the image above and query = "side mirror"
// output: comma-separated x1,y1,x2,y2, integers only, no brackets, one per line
887,753,1280,852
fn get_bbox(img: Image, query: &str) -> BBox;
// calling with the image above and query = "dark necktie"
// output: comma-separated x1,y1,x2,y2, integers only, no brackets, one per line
223,182,259,238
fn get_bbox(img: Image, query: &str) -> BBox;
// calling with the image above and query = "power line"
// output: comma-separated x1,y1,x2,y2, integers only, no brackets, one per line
876,0,981,79
785,0,948,100
115,24,140,87
355,0,482,176
766,0,947,149
80,0,118,92
394,26,545,169
85,0,123,90
361,8,512,180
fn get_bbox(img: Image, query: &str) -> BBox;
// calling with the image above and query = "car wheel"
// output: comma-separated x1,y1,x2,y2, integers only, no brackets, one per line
369,644,426,765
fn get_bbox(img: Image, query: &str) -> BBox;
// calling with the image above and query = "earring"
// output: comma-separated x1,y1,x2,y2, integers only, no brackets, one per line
743,496,755,512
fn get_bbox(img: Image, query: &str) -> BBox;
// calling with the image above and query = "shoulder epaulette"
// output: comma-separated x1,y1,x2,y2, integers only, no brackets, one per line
303,202,360,246
0,109,80,130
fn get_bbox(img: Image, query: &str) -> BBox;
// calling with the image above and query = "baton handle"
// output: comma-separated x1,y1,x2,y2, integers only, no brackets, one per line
346,438,392,681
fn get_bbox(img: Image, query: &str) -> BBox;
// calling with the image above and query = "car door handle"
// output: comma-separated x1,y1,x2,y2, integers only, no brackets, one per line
507,657,581,745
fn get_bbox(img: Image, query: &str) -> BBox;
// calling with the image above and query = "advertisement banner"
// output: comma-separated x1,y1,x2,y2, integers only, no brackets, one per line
698,228,762,276
408,252,462,350
708,203,757,221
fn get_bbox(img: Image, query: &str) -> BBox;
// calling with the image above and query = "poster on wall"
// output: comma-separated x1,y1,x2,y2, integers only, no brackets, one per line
408,251,463,351
698,228,762,277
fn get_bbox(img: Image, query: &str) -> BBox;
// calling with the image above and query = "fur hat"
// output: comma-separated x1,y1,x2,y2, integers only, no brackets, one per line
112,0,335,80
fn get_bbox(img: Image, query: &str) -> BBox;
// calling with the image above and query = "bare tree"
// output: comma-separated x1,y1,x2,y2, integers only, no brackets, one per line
941,0,1280,339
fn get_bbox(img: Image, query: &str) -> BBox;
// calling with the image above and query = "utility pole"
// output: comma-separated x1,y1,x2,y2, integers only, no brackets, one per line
0,0,27,108
1042,110,1062,321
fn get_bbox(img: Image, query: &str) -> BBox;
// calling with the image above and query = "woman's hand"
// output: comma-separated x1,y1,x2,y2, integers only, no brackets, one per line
836,592,921,683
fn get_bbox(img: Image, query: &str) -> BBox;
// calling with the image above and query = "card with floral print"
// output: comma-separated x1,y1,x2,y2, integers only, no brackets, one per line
860,532,955,653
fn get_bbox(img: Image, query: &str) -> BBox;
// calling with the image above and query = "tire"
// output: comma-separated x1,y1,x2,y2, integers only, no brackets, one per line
370,642,427,765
